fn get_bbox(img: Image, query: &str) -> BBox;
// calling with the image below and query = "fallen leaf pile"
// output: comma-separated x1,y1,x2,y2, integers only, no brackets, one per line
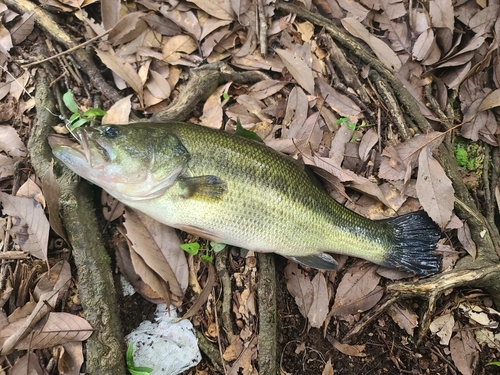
0,0,500,374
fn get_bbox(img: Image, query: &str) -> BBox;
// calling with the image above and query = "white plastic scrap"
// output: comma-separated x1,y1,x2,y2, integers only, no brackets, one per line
126,304,202,375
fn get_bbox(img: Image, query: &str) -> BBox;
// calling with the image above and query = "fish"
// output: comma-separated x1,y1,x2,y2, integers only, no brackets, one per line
52,122,442,275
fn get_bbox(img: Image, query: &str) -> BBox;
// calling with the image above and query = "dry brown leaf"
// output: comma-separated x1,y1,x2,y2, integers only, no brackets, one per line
142,12,181,36
416,146,454,228
330,263,384,316
430,313,455,345
450,328,480,375
182,262,216,320
15,312,93,350
188,0,235,21
0,192,49,262
321,358,334,375
159,7,202,40
232,50,284,72
101,0,120,30
329,125,354,167
284,262,313,319
478,88,500,111
413,29,441,65
0,125,27,157
248,80,286,100
124,209,187,296
162,34,198,62
0,154,16,179
358,127,378,162
42,160,68,243
200,82,232,129
275,48,315,94
387,304,419,336
95,49,144,106
337,0,370,21
102,95,132,124
127,239,172,304
283,86,308,137
114,236,163,303
0,282,63,354
16,178,45,207
316,77,361,119
33,260,72,302
147,70,171,100
0,23,13,57
341,17,402,71
457,221,477,260
108,11,148,45
58,342,84,375
429,0,454,31
307,272,329,328
9,11,35,45
10,352,44,375
101,191,125,222
327,335,366,357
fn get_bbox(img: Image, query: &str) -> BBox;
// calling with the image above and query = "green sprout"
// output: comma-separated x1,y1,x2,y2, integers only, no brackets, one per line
180,241,226,262
126,343,153,375
486,361,500,367
63,90,106,131
336,117,356,131
235,117,264,143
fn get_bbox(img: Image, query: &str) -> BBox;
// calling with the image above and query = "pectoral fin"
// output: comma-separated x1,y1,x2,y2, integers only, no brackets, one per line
179,175,227,200
289,253,338,271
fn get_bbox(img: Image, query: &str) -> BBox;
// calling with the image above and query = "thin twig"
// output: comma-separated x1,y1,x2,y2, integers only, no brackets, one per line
22,31,110,68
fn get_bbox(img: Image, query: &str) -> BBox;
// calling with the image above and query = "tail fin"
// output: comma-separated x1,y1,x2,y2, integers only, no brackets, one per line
383,211,441,276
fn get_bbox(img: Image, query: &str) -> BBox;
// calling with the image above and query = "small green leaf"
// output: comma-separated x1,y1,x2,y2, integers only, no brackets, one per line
68,117,88,131
180,242,200,255
68,113,80,123
210,242,226,253
235,118,264,143
222,92,230,99
201,254,213,262
84,108,107,117
336,117,356,130
486,361,500,367
63,91,80,113
345,122,356,131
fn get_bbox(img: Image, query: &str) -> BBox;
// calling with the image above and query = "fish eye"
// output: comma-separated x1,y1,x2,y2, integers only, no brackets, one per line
103,126,119,138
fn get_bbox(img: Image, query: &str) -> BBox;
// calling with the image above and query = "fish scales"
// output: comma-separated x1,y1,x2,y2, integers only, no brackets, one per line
52,122,441,275
152,124,387,259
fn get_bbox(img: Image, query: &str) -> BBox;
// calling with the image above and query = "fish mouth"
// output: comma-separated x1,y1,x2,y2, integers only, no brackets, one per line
51,128,110,171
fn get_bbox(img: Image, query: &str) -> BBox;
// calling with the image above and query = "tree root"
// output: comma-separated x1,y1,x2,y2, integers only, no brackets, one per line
5,0,122,104
275,1,500,345
151,61,269,121
28,47,125,375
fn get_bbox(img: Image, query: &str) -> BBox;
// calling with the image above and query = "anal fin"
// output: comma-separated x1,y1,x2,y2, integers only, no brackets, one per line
289,253,338,271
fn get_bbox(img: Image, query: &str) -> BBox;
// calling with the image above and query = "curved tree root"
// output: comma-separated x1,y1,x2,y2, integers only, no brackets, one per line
275,1,500,345
28,49,125,375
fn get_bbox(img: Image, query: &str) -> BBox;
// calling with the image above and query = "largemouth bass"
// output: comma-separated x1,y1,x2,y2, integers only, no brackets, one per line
52,122,441,275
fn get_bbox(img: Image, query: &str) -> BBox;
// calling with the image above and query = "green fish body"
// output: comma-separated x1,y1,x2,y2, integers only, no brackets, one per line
52,122,441,275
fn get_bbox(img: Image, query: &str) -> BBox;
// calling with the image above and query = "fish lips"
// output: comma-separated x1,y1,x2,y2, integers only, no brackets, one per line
52,128,111,175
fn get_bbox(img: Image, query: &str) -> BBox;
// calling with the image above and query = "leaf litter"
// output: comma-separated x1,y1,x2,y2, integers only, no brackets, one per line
1,0,500,373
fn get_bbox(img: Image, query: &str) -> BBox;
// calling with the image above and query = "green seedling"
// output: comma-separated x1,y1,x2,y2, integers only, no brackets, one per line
180,241,226,262
336,117,356,131
126,343,153,375
63,90,106,131
486,361,500,367
235,117,264,143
